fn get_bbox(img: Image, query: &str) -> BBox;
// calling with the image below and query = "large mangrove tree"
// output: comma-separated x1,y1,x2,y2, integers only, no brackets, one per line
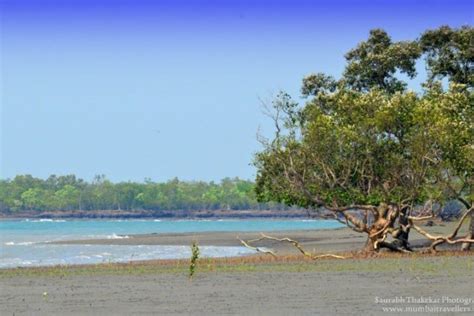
254,26,473,252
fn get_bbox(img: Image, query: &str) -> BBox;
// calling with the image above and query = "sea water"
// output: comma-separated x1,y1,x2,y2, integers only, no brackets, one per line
0,219,342,268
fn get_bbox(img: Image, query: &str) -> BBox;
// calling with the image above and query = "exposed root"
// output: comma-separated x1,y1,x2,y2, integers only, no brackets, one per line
239,233,346,260
375,241,412,253
411,207,474,251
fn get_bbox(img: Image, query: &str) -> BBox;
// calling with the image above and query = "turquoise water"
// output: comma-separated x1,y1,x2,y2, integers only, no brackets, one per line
0,219,342,268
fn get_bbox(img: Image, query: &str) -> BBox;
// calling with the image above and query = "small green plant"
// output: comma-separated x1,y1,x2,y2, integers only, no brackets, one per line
189,241,200,279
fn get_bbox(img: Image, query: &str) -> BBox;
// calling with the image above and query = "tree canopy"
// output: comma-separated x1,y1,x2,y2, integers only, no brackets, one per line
420,25,474,86
0,175,283,213
255,25,473,251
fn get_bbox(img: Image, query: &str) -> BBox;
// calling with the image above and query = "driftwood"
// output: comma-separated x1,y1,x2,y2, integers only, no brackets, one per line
239,233,346,260
239,207,474,258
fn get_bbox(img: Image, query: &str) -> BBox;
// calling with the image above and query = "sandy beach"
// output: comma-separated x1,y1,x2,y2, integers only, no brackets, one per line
2,223,473,315
3,2,472,314
1,256,473,315
52,221,460,253
52,227,368,253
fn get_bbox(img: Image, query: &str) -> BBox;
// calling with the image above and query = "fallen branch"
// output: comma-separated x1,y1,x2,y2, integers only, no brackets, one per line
410,207,474,251
411,225,474,244
448,207,473,239
240,233,346,260
237,237,277,258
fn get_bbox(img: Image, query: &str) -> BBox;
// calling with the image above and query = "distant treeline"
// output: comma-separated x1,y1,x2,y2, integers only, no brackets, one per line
0,175,287,213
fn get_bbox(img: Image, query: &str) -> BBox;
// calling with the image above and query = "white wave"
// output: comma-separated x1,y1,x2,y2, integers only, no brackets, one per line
106,233,129,239
153,219,162,222
4,241,35,246
75,255,91,259
30,219,66,223
0,245,258,268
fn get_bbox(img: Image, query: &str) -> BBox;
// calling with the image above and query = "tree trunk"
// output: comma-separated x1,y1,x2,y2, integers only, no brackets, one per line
363,205,413,253
461,211,473,251
364,237,375,252
391,206,412,251
364,237,377,252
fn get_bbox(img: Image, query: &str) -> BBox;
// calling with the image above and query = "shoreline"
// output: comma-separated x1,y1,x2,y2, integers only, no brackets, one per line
2,248,473,274
0,209,326,220
2,223,472,315
50,219,464,250
50,221,461,254
51,227,363,254
2,220,466,269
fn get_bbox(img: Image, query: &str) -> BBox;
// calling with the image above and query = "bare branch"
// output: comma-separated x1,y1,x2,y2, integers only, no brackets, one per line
410,207,474,250
258,95,282,141
457,197,472,209
447,206,474,239
241,233,346,260
237,236,277,258
408,215,435,221
333,212,366,233
412,224,474,245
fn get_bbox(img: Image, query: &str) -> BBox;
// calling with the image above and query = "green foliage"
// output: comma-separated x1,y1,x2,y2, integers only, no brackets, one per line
420,25,474,86
255,27,473,210
54,185,80,210
189,241,200,279
301,73,337,97
343,29,421,93
0,175,282,213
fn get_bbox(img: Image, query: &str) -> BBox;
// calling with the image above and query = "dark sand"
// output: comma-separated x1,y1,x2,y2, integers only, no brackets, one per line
1,257,473,315
53,227,368,253
2,223,473,315
52,221,461,253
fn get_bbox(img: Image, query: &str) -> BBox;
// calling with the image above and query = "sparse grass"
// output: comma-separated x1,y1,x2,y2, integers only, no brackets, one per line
0,250,472,278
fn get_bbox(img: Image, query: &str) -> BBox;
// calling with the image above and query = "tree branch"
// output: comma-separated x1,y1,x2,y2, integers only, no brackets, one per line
240,233,346,260
237,236,277,258
410,207,474,250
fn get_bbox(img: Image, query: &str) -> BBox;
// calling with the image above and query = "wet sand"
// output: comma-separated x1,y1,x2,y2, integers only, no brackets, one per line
1,256,473,315
2,223,473,315
52,227,368,253
53,222,460,254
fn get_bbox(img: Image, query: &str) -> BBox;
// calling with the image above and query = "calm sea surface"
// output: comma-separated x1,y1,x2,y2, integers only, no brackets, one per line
0,219,342,268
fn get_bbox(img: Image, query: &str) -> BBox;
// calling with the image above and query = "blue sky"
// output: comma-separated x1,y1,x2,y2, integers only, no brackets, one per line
1,0,472,182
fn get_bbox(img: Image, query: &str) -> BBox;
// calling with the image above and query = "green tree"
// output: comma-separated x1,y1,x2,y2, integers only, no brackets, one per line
343,29,421,93
21,188,50,211
255,28,473,252
418,25,474,249
419,25,474,86
54,185,80,210
0,176,279,213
